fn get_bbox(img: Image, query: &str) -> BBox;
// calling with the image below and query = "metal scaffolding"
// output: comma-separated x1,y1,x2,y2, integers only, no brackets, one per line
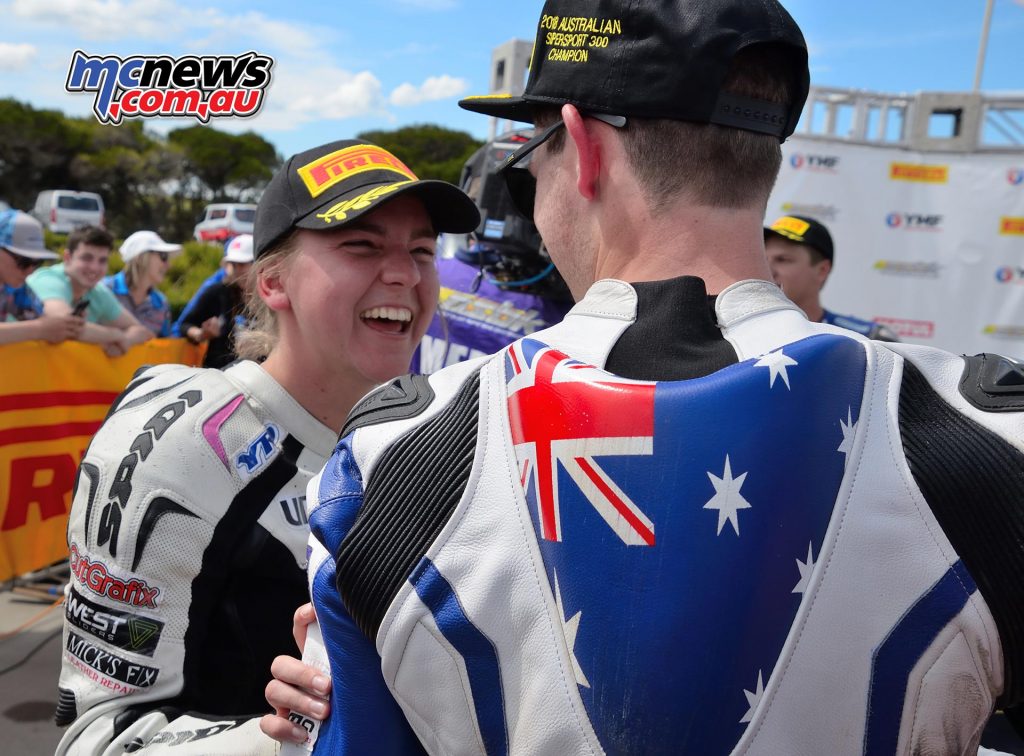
798,87,1024,154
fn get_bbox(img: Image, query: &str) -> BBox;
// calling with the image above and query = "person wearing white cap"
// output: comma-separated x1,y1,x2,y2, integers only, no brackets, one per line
0,209,84,344
104,230,183,336
180,233,254,367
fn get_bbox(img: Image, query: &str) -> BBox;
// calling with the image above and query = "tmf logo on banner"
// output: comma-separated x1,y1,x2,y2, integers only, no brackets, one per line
65,51,274,124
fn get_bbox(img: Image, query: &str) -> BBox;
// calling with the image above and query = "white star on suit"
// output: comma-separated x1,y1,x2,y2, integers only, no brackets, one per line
793,542,816,594
704,455,751,536
740,669,765,724
755,349,799,389
553,573,590,688
838,407,856,467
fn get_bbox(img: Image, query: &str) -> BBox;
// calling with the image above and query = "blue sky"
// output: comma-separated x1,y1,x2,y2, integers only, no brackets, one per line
0,0,1022,159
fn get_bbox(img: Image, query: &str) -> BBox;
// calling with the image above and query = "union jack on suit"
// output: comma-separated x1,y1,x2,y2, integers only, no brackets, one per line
299,278,1023,756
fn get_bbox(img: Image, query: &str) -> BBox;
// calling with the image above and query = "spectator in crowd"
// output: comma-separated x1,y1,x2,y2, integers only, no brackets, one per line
104,230,182,337
0,209,83,344
264,0,1021,753
765,214,898,341
54,138,479,756
27,225,152,356
172,240,229,337
180,233,253,368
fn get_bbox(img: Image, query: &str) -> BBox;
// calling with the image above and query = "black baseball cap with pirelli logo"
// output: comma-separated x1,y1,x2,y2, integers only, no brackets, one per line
459,0,809,141
254,139,481,258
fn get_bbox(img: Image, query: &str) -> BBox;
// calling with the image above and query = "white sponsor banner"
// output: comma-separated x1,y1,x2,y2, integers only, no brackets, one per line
768,137,1024,357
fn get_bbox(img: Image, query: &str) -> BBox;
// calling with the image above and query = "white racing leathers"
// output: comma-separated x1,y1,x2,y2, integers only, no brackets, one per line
300,278,1024,756
56,360,336,756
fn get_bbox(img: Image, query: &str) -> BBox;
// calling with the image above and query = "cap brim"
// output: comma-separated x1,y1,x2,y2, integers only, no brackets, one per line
764,227,805,244
5,244,58,260
458,93,537,123
295,179,481,236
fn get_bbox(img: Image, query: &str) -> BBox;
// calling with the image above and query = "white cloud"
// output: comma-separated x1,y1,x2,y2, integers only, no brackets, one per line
389,74,468,107
186,9,326,60
0,42,36,70
9,1,324,58
230,66,387,132
10,0,185,40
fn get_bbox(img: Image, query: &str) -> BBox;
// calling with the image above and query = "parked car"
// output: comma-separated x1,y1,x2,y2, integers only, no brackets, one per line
193,203,256,243
32,190,105,233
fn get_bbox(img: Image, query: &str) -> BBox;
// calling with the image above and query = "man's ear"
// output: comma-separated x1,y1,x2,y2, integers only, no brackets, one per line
562,104,600,201
816,258,833,286
257,265,291,312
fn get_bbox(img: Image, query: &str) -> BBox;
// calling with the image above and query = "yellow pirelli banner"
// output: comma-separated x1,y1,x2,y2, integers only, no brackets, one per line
0,339,204,582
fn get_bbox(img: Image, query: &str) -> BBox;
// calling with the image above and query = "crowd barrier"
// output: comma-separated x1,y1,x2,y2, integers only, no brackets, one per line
0,339,205,582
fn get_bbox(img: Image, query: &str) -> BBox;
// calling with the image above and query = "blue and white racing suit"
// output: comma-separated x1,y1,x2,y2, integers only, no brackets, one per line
301,277,1022,755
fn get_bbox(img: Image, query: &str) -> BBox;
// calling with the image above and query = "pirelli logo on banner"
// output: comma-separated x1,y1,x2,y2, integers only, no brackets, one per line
889,163,949,184
1000,217,1024,236
297,146,417,199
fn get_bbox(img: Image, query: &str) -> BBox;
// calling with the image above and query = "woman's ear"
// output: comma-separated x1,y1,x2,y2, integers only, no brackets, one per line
257,265,291,312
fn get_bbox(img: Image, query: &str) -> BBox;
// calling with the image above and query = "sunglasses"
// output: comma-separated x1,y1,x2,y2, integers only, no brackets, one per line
154,251,170,262
3,247,43,271
500,113,627,221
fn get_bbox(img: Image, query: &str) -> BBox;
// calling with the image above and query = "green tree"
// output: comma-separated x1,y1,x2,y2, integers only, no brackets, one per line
356,124,482,185
168,126,279,201
0,98,89,209
70,120,185,237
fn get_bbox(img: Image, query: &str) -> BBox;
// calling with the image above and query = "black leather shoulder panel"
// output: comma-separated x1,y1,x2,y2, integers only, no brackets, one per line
341,374,435,438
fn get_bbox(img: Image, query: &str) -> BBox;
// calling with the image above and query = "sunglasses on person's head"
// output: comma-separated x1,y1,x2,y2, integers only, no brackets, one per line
499,113,627,221
2,247,43,271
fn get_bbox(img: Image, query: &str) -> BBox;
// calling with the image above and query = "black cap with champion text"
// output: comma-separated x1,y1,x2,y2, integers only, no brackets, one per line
458,0,809,141
254,139,481,258
765,215,834,262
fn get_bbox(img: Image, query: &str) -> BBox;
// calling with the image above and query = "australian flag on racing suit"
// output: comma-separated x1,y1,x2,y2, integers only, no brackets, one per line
505,334,866,755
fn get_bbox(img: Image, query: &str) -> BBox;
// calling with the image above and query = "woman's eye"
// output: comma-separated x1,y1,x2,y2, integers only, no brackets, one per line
343,240,377,253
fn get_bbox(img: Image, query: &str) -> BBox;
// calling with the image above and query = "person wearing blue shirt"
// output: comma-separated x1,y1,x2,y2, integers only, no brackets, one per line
105,230,183,337
0,209,83,344
765,215,899,341
172,245,228,337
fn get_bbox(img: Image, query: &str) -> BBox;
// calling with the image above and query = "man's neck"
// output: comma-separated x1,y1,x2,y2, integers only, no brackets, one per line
802,301,825,323
587,199,772,296
69,280,91,302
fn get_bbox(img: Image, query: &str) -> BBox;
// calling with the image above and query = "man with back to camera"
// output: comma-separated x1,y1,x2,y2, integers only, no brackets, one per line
0,209,83,344
765,213,899,341
27,225,152,356
265,0,1023,753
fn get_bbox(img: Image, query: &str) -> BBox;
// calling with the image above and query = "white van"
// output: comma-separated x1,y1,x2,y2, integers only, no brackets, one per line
33,190,105,233
193,203,257,243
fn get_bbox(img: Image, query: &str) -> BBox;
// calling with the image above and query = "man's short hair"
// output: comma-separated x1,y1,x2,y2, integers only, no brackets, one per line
536,44,797,213
66,226,114,255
